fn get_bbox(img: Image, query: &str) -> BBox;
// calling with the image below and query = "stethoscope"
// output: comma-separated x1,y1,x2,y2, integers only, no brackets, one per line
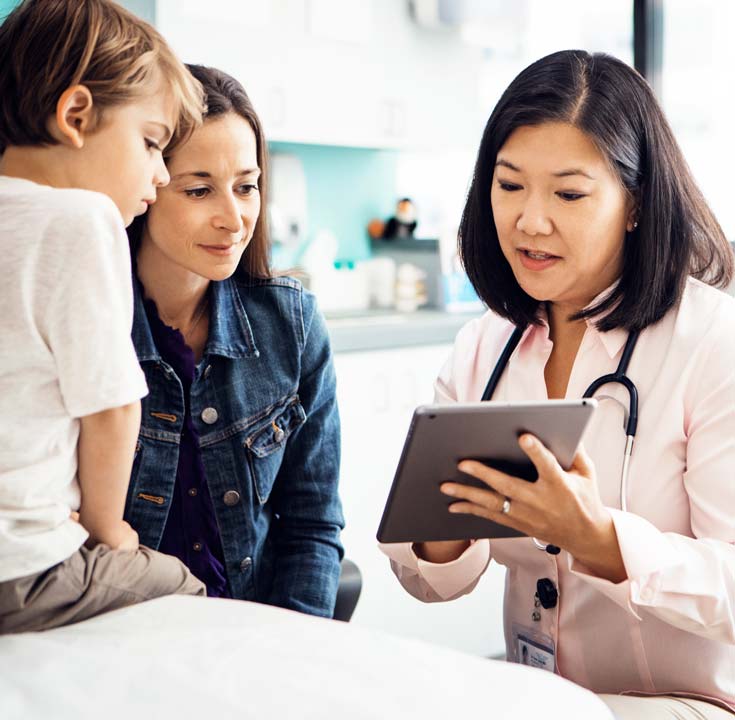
481,324,641,553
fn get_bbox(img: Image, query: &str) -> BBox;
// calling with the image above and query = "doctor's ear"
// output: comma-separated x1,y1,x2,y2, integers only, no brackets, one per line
52,85,95,149
625,195,640,233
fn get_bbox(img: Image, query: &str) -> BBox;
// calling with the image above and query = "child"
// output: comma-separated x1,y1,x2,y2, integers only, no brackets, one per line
0,0,207,633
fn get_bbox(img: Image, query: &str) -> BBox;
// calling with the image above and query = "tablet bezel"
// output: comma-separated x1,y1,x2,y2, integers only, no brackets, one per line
376,399,597,544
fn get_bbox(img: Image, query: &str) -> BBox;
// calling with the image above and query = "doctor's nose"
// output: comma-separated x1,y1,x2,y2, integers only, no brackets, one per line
516,200,553,236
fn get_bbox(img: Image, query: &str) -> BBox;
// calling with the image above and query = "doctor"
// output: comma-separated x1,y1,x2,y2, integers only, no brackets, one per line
382,50,735,719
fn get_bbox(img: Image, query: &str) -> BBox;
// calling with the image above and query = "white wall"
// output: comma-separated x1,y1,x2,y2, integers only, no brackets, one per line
335,344,507,658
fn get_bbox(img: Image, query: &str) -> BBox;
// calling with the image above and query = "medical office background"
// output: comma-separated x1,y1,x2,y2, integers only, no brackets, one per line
1,0,732,659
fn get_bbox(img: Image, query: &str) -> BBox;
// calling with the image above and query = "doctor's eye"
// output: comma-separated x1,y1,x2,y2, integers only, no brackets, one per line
237,184,259,196
556,191,587,202
497,181,522,192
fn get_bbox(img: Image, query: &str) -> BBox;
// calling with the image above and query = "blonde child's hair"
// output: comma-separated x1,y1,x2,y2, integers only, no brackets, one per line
0,0,204,153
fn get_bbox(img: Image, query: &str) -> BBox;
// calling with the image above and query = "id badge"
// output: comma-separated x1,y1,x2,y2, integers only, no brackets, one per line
511,623,556,673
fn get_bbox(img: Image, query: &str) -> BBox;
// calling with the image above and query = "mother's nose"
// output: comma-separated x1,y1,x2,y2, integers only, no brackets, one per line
212,193,244,233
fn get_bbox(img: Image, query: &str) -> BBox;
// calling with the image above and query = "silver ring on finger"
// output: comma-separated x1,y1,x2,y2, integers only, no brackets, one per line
501,497,511,515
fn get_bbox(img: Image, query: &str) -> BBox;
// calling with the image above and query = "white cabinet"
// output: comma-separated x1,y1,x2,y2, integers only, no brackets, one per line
333,344,506,658
154,0,482,150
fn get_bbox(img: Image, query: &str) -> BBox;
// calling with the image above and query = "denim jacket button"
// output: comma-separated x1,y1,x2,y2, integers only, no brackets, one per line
272,421,285,443
240,557,252,572
201,407,219,424
223,490,241,507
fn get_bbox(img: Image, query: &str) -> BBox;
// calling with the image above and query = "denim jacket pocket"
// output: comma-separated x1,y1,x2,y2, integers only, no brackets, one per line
243,395,306,504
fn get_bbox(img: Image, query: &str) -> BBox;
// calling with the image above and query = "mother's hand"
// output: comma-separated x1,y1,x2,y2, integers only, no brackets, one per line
441,434,628,583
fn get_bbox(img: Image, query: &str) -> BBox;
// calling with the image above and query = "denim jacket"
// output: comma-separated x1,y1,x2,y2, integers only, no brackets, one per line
124,273,344,617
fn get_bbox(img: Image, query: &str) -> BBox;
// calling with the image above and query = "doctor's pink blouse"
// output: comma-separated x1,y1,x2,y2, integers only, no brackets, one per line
381,278,735,712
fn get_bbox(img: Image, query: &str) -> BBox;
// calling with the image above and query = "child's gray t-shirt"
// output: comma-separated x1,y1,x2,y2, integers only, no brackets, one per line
0,176,148,582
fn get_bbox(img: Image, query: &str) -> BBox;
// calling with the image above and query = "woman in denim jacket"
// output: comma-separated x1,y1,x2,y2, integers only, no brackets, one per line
125,65,344,616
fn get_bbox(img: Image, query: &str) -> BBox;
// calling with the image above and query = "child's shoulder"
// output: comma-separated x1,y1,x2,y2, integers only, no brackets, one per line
0,177,122,236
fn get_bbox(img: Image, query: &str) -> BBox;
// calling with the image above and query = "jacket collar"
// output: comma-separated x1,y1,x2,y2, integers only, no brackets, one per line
132,277,159,363
132,275,259,362
206,278,259,359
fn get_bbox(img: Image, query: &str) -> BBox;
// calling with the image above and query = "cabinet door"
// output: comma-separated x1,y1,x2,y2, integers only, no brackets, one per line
154,0,481,151
334,345,506,658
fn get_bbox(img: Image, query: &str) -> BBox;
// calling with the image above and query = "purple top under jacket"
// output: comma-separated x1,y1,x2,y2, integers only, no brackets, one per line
144,295,229,598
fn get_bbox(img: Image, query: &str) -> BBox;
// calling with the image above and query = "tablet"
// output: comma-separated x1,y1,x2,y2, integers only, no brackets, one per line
376,399,597,543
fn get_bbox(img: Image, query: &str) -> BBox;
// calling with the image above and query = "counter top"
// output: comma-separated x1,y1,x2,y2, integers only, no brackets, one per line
325,307,483,353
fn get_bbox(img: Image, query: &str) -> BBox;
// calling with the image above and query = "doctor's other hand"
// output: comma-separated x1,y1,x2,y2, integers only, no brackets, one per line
441,435,628,583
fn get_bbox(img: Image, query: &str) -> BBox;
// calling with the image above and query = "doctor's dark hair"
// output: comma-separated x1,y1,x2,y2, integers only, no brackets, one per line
459,50,733,332
128,64,271,279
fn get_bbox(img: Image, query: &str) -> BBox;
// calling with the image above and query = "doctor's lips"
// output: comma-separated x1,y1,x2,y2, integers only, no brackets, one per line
517,246,561,271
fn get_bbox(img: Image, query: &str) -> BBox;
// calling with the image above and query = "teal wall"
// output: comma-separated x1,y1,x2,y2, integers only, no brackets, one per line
1,1,153,23
269,142,397,265
119,0,155,24
0,0,19,21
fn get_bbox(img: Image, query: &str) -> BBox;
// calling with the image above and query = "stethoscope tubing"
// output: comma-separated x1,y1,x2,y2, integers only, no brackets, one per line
481,325,641,549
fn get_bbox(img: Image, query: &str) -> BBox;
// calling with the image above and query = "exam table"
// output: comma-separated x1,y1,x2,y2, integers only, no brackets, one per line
0,595,613,719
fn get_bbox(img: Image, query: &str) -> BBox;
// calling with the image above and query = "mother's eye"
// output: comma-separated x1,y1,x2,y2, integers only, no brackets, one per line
184,187,210,199
238,184,259,196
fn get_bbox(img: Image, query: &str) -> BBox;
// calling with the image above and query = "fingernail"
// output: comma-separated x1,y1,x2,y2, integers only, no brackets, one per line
521,435,533,449
441,483,455,496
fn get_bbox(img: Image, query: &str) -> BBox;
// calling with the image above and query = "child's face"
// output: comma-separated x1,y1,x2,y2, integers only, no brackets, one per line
141,111,261,282
77,87,175,226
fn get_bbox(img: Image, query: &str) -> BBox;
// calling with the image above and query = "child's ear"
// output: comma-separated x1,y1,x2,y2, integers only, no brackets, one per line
54,85,95,149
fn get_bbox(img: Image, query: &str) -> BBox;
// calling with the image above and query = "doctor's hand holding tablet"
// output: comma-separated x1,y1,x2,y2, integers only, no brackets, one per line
380,50,735,720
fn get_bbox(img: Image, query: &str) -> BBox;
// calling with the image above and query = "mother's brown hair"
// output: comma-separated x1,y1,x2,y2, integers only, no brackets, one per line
128,64,271,279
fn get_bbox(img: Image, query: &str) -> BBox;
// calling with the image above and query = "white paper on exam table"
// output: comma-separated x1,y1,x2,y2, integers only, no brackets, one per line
0,595,613,720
